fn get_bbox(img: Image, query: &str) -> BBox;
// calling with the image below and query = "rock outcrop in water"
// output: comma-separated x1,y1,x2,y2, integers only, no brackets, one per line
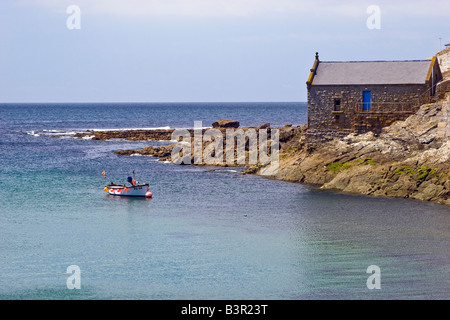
75,129,174,141
114,145,174,161
212,119,240,129
113,121,281,166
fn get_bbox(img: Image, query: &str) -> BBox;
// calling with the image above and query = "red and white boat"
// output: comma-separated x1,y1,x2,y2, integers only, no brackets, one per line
104,183,152,198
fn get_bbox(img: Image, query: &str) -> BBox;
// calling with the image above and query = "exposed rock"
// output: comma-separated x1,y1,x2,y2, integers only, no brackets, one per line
114,145,174,161
113,122,282,168
212,119,240,129
267,95,450,206
75,129,174,141
257,123,270,130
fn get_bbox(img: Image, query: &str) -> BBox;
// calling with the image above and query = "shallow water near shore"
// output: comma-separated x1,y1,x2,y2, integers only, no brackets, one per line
1,102,449,300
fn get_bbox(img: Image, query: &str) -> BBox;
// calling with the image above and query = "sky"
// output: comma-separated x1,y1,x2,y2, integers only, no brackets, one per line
0,0,449,103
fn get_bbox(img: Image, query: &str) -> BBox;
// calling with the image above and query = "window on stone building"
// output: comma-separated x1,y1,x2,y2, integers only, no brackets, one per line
334,99,341,111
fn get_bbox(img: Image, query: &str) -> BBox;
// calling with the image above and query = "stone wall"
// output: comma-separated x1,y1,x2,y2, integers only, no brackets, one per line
437,47,450,79
446,97,450,140
307,84,428,144
437,93,450,141
436,79,450,99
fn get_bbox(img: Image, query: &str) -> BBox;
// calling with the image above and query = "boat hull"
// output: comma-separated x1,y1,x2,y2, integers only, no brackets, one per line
105,184,151,197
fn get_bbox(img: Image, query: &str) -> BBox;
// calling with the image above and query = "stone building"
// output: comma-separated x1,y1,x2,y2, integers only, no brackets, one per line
436,47,450,98
436,47,450,141
437,46,450,79
306,52,442,143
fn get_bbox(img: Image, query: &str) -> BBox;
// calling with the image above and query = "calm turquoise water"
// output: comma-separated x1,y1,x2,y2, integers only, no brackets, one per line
0,103,449,300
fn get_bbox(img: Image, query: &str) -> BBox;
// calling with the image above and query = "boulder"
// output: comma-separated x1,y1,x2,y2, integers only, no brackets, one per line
257,123,270,130
212,119,240,129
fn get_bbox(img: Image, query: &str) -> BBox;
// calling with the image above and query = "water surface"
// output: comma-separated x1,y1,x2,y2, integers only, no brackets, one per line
0,102,449,300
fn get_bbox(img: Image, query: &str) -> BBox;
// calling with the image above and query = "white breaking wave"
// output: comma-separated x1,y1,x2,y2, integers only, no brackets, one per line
26,131,40,137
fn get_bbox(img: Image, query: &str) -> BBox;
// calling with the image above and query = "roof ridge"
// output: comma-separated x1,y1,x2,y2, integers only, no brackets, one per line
320,60,430,63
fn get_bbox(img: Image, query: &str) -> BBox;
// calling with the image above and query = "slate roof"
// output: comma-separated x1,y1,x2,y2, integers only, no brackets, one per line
312,60,432,85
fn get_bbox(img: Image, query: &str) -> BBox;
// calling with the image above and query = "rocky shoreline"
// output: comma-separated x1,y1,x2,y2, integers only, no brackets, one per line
75,99,450,206
271,97,450,206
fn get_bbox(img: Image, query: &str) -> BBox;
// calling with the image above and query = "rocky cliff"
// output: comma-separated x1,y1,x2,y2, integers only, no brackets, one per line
267,93,450,206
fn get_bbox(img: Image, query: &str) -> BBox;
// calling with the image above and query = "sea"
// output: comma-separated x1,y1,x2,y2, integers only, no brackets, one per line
0,102,449,300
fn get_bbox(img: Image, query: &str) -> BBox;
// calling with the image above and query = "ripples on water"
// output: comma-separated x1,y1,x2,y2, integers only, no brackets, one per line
0,103,449,300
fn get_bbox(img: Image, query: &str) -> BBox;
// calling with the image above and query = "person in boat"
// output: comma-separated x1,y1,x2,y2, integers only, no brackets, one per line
127,176,137,186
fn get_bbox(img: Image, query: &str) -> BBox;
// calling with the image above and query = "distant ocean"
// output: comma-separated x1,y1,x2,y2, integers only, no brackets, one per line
0,102,449,300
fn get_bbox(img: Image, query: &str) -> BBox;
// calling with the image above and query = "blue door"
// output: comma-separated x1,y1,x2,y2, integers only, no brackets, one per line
363,91,371,111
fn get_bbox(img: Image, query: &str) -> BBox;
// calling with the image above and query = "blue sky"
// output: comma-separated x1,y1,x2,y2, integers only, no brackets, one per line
1,0,449,103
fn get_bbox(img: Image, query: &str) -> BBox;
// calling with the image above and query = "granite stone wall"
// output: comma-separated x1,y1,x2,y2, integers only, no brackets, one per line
437,47,450,79
307,84,429,144
436,79,450,99
437,93,450,141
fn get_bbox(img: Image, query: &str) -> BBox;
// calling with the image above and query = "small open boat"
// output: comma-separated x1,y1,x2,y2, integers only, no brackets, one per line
104,183,152,198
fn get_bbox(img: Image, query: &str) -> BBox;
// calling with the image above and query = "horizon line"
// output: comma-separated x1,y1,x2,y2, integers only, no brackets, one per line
0,101,307,104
